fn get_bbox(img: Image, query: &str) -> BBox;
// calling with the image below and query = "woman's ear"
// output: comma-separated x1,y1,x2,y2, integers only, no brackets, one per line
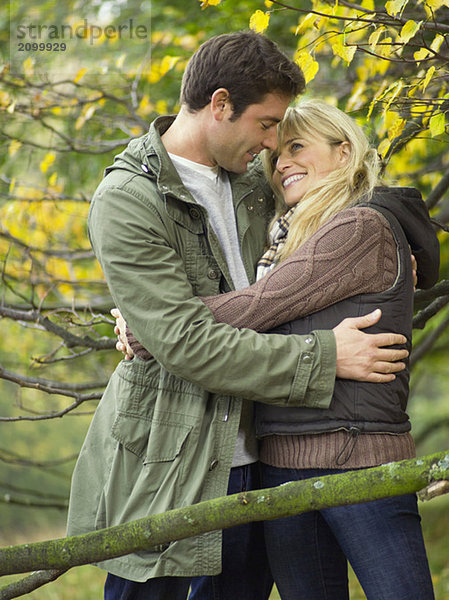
338,141,351,165
210,88,232,121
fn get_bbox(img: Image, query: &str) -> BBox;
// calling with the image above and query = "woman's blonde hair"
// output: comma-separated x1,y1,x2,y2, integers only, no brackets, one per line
262,99,381,261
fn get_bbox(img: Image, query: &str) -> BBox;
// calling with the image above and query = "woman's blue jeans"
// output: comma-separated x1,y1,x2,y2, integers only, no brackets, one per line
261,463,435,600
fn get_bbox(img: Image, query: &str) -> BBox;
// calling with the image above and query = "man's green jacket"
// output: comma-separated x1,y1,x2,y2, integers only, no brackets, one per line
66,116,336,581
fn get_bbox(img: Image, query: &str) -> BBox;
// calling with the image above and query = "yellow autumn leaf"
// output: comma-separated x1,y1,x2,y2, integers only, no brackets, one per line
414,48,431,63
388,116,406,141
377,36,393,59
13,185,44,201
429,112,446,137
0,90,10,106
155,100,168,114
367,79,388,119
249,10,270,34
199,0,222,8
377,138,391,158
23,57,34,77
137,94,153,117
385,0,409,16
346,81,366,111
361,0,375,9
425,0,449,10
83,104,96,119
295,13,317,35
369,26,385,51
294,51,319,84
160,56,180,77
407,83,418,97
265,0,273,6
9,177,16,195
430,34,445,53
107,31,120,44
331,38,357,65
40,153,56,174
148,62,162,84
116,54,126,69
48,172,58,187
385,80,404,111
73,67,87,83
421,66,435,93
8,140,22,157
398,20,421,44
130,126,144,136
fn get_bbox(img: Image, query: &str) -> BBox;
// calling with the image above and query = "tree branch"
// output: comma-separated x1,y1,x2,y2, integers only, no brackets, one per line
410,311,449,367
0,307,115,351
412,295,449,330
0,451,448,583
0,569,67,600
427,165,449,210
414,280,449,309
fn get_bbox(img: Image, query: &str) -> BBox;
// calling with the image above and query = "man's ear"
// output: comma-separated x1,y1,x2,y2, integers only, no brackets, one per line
210,88,233,121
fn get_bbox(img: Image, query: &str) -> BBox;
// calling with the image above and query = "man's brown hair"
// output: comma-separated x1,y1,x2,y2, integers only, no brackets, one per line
180,31,305,118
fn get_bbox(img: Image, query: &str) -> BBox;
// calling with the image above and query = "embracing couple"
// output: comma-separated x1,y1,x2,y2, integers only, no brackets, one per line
67,31,439,600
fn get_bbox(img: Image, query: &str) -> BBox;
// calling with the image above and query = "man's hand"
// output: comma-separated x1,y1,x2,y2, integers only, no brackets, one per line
333,309,408,382
111,308,134,360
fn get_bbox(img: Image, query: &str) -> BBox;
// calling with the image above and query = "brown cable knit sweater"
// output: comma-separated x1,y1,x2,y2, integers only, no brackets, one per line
128,207,415,469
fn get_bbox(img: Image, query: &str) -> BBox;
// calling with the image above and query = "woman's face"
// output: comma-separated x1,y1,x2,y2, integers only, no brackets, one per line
273,132,349,208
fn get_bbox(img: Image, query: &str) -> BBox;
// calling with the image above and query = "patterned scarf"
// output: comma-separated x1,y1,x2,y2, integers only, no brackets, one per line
256,207,296,280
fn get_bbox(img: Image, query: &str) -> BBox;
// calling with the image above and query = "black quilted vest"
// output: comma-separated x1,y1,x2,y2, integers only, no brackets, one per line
255,203,414,437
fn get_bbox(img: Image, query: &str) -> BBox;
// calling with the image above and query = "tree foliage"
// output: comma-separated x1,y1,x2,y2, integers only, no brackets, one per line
0,0,448,584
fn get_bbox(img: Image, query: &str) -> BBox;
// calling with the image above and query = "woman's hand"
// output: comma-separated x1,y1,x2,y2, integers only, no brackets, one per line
111,308,134,360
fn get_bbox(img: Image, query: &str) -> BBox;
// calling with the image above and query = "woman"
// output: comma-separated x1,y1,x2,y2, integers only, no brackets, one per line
117,100,438,599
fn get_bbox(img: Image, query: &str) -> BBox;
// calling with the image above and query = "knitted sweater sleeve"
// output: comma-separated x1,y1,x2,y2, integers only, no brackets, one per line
127,207,398,357
199,207,398,332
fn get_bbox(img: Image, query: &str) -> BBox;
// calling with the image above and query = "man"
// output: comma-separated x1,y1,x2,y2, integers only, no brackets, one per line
67,31,409,600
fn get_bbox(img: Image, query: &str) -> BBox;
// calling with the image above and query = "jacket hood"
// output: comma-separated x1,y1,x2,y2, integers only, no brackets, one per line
370,186,439,290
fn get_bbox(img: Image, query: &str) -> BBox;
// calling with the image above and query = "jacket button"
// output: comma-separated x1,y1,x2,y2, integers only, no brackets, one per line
140,164,149,173
305,336,313,344
302,353,312,364
189,207,201,219
207,269,220,280
209,459,219,470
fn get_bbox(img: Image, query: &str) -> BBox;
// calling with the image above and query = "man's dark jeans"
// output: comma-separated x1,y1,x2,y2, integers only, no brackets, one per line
104,462,273,600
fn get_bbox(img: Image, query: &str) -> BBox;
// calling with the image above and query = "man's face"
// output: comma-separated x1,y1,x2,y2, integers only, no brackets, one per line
209,93,291,174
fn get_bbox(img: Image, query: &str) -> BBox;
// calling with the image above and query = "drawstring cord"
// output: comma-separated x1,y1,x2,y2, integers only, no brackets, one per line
335,426,361,466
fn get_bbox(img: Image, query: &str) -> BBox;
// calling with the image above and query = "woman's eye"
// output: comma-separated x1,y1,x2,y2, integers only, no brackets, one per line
291,142,303,152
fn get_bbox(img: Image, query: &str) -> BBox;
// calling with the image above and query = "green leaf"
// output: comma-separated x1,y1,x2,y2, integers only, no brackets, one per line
429,112,446,137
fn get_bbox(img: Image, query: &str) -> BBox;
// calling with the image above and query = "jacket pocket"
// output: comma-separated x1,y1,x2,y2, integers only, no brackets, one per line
145,418,192,463
111,411,193,463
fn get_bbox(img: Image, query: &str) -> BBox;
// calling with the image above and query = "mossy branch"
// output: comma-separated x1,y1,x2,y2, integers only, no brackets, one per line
0,451,448,592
